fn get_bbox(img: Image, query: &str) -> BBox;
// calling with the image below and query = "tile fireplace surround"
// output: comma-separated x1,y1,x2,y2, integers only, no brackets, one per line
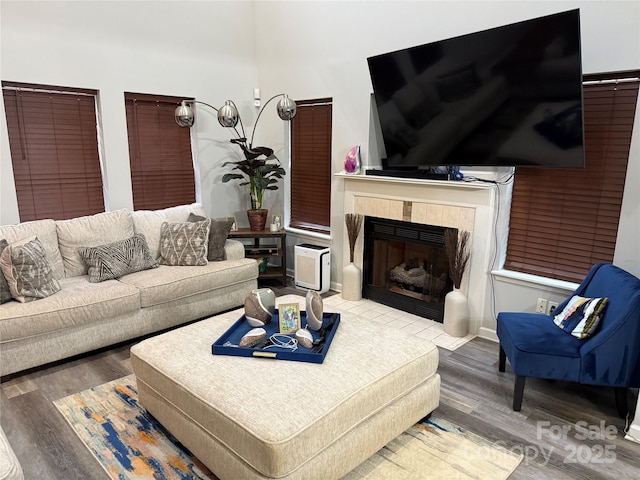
341,173,498,338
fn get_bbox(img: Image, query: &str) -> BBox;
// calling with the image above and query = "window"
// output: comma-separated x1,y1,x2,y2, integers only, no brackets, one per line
505,72,639,283
124,92,196,211
290,98,332,234
2,81,105,221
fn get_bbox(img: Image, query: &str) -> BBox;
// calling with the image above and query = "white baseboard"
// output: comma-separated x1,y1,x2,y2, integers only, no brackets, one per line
625,423,640,444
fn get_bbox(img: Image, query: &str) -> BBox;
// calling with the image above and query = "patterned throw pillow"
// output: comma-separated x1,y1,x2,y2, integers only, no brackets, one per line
159,219,211,266
0,237,61,303
0,239,12,304
553,295,609,339
188,213,233,262
78,234,159,283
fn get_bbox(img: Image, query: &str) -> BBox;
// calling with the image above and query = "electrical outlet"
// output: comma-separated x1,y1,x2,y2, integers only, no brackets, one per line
547,301,559,316
536,298,548,313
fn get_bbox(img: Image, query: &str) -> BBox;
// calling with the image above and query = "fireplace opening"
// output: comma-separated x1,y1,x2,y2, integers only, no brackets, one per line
362,216,454,322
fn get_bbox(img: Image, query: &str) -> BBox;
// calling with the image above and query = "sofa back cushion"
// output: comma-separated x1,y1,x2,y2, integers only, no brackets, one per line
131,203,206,260
56,210,135,277
0,218,65,280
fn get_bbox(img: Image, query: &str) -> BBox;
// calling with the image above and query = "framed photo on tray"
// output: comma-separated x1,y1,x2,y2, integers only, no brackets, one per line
279,303,300,334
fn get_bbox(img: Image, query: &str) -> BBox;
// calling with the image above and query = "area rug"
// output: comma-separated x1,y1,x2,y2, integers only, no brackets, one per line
54,375,522,479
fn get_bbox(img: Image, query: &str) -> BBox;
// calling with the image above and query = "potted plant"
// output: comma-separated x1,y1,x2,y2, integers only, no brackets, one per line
174,95,296,231
221,139,286,231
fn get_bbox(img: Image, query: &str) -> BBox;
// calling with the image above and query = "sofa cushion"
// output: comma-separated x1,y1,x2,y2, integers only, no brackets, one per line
0,240,11,304
55,210,135,278
159,220,211,266
0,219,65,280
78,234,159,283
0,237,61,303
131,203,206,260
188,213,232,261
0,276,140,344
119,259,257,307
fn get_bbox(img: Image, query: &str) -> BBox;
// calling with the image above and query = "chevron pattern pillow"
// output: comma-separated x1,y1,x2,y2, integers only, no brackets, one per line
78,233,158,283
0,236,61,302
159,219,211,266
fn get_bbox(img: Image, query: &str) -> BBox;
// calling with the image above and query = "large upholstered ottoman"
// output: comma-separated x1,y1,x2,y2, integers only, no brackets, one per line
130,295,440,479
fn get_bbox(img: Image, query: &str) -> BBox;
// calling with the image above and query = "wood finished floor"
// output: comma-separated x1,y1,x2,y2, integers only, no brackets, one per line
1,285,639,479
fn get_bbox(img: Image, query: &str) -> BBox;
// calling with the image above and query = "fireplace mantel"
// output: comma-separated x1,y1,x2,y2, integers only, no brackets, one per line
340,172,498,336
335,172,493,191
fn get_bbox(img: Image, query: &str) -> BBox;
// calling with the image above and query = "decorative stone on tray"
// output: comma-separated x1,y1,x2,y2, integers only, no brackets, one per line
305,290,324,331
239,327,266,347
244,288,276,326
295,328,314,349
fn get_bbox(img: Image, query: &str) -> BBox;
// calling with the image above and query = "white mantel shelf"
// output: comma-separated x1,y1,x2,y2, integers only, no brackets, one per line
335,172,493,190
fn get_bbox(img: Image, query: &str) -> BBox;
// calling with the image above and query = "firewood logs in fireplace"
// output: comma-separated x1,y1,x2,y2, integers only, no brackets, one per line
389,262,447,295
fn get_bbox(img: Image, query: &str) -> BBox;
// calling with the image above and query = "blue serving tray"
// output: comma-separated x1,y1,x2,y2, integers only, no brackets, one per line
212,310,340,364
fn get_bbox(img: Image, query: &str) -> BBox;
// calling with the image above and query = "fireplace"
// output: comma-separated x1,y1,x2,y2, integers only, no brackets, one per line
362,216,454,322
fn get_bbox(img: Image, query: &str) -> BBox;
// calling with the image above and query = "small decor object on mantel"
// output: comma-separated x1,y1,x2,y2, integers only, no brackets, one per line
443,229,471,337
343,213,364,301
344,145,361,174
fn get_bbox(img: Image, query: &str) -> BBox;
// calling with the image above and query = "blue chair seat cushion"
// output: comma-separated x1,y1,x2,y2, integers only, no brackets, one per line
497,311,583,381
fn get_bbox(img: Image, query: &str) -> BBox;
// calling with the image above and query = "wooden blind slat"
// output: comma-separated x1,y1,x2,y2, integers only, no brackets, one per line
290,99,332,233
504,73,639,283
124,93,195,211
2,81,105,221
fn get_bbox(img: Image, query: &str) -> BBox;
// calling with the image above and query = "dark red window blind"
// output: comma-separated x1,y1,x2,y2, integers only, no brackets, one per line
2,81,105,221
505,72,639,283
125,92,195,211
290,98,332,234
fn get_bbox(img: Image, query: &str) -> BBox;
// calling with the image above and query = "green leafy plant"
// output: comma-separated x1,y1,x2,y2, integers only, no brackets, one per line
221,139,286,210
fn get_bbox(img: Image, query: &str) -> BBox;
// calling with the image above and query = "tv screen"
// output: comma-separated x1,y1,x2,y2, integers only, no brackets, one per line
367,9,584,170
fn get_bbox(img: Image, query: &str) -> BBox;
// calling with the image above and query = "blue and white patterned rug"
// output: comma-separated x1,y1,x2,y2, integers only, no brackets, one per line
54,375,522,479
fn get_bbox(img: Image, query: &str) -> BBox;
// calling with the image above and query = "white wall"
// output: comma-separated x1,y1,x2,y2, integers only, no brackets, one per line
0,0,261,225
255,0,640,306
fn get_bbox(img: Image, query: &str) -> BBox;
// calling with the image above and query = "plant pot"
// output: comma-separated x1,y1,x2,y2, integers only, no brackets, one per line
247,209,268,231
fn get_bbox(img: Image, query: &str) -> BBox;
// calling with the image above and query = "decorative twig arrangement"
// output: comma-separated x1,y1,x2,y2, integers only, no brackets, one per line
345,213,363,263
444,229,470,289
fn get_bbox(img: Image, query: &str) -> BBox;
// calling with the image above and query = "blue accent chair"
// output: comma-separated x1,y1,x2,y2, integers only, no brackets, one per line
497,263,640,412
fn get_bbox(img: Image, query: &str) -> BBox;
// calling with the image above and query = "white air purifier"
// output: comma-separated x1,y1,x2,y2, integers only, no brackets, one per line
294,244,330,294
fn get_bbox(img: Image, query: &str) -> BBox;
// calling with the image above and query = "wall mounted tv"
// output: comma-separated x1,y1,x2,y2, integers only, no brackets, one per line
367,9,584,172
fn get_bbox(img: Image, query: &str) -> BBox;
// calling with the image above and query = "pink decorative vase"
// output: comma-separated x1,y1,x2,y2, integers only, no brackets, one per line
344,145,361,174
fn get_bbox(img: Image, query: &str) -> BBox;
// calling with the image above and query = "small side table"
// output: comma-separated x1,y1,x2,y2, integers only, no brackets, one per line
228,228,287,286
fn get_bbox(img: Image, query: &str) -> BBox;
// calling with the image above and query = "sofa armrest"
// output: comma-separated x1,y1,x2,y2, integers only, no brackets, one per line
224,239,245,260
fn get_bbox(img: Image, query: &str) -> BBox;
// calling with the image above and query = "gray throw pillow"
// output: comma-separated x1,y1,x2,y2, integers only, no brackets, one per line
0,236,61,303
78,233,159,283
0,239,12,304
188,213,233,262
159,219,211,266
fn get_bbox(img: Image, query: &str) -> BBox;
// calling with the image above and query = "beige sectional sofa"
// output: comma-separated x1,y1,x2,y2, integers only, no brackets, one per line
0,203,258,377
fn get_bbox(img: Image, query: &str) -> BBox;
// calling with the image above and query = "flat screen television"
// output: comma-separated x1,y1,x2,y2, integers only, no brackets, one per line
367,9,584,172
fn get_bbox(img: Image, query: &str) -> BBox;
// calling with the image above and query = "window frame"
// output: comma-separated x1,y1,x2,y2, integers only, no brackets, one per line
504,71,639,283
124,92,197,211
288,97,333,235
2,81,106,221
